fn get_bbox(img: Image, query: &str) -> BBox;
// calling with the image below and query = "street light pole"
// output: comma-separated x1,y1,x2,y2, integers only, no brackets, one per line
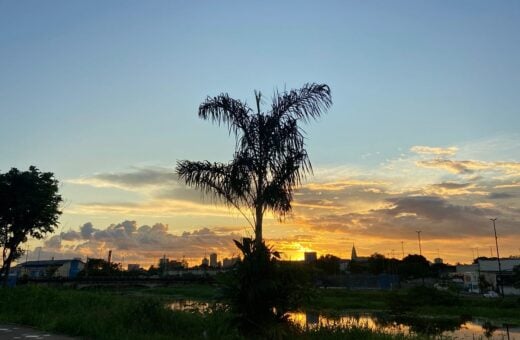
416,231,422,256
490,218,504,297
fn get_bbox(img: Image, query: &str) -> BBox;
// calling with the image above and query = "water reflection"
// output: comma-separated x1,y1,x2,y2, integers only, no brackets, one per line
168,300,520,339
287,311,520,339
168,299,219,313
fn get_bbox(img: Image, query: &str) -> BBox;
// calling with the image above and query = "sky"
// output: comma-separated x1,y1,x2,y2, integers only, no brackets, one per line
1,1,519,267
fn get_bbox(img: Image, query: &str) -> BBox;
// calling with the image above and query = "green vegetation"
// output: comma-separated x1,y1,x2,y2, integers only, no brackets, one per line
0,286,238,340
310,286,520,324
131,284,219,301
2,284,519,339
303,289,389,312
118,284,520,324
0,166,62,284
0,286,418,339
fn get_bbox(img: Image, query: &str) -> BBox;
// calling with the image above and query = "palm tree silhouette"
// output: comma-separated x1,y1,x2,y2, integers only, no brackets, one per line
176,83,331,245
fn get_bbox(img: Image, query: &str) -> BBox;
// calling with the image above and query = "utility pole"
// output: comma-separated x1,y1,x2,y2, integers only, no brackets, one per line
416,231,422,256
163,254,167,277
401,241,405,259
490,218,504,297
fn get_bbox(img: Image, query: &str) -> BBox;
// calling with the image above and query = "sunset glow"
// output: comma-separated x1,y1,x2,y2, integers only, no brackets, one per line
1,1,519,269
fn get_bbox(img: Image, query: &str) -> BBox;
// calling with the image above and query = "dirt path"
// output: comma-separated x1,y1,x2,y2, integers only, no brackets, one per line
0,324,77,339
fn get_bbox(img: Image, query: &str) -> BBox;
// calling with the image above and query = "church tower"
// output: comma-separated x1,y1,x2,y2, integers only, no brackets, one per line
351,244,358,260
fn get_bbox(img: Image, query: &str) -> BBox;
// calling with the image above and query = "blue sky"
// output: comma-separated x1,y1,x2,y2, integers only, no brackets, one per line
1,1,519,265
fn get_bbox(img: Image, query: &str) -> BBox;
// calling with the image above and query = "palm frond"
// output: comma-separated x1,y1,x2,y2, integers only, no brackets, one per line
271,83,332,122
176,160,255,228
177,83,332,242
198,94,252,134
177,160,234,203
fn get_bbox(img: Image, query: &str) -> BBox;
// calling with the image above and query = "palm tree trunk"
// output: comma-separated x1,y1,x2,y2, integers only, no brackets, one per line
255,204,263,246
255,170,265,246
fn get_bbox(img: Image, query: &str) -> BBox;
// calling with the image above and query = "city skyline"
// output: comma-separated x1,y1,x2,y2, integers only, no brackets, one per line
1,1,520,267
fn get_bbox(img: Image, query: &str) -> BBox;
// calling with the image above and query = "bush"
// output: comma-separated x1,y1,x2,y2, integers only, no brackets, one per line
387,286,460,313
0,286,239,339
220,238,313,336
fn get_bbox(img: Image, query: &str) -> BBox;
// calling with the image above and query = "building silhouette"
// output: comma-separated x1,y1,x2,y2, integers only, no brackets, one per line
209,253,218,268
127,264,140,271
12,258,84,279
304,252,317,263
222,257,239,268
350,244,369,262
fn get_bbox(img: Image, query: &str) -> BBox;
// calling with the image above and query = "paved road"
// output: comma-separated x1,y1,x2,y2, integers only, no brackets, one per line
0,324,77,339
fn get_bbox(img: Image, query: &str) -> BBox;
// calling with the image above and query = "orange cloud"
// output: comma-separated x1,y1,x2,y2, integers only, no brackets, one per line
410,145,458,156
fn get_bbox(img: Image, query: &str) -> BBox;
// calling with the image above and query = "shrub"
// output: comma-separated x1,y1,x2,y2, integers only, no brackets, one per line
220,238,313,336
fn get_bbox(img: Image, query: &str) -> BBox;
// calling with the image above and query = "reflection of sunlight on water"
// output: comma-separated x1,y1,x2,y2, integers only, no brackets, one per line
445,319,520,340
169,301,520,339
288,311,409,335
287,311,520,339
168,300,215,313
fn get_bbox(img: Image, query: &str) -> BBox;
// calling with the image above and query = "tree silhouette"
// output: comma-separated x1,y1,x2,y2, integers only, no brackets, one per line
176,83,331,245
0,166,62,285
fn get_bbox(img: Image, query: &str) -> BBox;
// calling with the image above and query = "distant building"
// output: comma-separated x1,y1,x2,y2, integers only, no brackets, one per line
478,258,520,272
304,252,317,263
455,259,520,295
339,259,351,272
209,253,218,268
168,260,184,270
201,257,209,267
350,244,369,262
159,257,169,268
158,257,185,274
127,264,141,271
12,258,85,279
222,257,239,268
434,258,443,264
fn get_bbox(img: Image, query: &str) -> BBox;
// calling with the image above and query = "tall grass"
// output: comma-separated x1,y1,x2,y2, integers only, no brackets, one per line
0,286,238,340
0,286,419,339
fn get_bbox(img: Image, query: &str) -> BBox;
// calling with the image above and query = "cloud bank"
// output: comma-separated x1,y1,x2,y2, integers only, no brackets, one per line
57,137,520,263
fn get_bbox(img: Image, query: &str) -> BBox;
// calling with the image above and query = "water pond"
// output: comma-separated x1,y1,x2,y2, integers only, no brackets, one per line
168,300,520,339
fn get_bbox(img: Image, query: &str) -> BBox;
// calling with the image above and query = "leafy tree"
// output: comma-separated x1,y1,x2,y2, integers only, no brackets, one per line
368,253,388,275
0,166,62,285
316,254,341,275
78,258,121,277
147,265,159,276
349,259,369,274
398,254,430,280
430,262,455,278
176,83,331,245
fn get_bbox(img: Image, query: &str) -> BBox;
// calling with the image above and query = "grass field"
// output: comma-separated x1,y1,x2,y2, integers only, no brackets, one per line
1,284,518,339
312,287,520,323
0,286,416,340
90,284,520,324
